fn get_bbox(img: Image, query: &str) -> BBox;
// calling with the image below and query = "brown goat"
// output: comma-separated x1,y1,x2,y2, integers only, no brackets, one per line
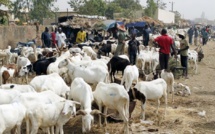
0,64,18,85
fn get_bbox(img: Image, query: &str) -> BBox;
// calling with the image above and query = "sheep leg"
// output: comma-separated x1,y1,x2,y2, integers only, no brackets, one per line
25,75,29,84
98,104,102,127
17,124,21,134
156,99,160,115
55,126,60,134
140,103,146,120
118,109,129,134
171,85,174,103
194,61,198,74
164,93,167,118
59,125,64,134
103,106,108,126
26,117,30,134
51,126,54,134
120,75,124,85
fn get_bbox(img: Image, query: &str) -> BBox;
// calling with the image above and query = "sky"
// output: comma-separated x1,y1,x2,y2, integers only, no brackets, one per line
50,0,215,20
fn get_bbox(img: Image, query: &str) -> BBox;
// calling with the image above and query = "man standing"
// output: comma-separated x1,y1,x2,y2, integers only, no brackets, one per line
57,28,67,49
142,25,151,46
41,27,51,48
177,32,189,79
76,27,86,44
154,29,177,70
187,26,194,45
128,31,140,65
115,25,126,56
51,27,56,48
194,27,199,46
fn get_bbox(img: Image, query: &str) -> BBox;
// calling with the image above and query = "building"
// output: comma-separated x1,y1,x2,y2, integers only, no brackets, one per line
43,9,77,25
154,8,175,24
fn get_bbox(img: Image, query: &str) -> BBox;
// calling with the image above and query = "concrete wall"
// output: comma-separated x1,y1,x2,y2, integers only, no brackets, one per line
154,8,175,24
0,25,45,49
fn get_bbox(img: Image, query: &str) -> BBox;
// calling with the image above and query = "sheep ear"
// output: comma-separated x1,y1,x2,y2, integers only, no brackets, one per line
76,110,87,116
90,110,102,115
72,101,81,106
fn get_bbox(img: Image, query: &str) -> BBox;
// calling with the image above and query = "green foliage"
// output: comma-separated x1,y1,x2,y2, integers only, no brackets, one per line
12,0,55,23
68,0,142,19
68,0,84,11
113,0,142,10
156,0,166,9
105,2,123,19
145,0,157,17
0,0,11,7
174,11,181,24
78,0,107,16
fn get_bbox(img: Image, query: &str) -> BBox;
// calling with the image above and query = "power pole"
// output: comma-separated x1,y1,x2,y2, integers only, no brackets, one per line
169,1,174,12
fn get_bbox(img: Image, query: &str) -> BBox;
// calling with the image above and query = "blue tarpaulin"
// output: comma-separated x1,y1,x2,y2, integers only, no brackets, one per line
103,20,124,30
125,22,146,28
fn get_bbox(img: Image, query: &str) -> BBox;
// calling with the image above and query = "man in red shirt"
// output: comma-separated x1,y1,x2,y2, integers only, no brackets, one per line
51,27,56,48
154,29,176,70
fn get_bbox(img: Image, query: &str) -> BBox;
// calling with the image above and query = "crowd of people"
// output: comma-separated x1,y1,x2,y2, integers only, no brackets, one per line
41,26,87,50
112,24,210,79
40,23,212,79
187,25,211,46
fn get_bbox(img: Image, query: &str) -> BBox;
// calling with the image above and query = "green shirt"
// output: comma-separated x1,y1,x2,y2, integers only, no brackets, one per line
180,39,189,56
118,31,126,45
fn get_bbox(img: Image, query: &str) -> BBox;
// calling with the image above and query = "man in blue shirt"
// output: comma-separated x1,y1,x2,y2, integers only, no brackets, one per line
187,27,194,45
41,27,51,48
128,31,140,65
142,25,151,46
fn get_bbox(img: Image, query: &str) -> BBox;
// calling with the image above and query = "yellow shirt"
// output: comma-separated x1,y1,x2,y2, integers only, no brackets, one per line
76,31,86,43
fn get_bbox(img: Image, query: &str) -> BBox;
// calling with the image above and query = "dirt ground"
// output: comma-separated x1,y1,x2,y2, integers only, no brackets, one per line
62,40,215,134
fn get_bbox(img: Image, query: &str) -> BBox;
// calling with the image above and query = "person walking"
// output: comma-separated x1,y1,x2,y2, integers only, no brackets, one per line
142,25,151,46
41,27,51,48
201,27,208,46
115,24,126,56
153,29,177,70
76,27,86,44
194,27,199,46
187,26,194,45
128,31,140,65
177,32,189,79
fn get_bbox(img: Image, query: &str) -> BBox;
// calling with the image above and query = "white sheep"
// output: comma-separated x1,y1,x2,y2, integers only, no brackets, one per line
174,82,191,96
13,90,74,134
47,50,70,74
188,49,198,74
29,73,70,98
58,59,109,85
121,65,139,91
93,82,129,134
69,77,101,133
0,102,26,134
0,84,36,93
134,78,167,120
0,89,21,104
82,46,97,60
161,70,175,103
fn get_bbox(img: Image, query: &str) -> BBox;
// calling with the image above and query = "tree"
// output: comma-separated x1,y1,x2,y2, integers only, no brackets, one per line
78,0,107,16
174,11,181,24
0,0,11,7
156,0,166,9
145,0,157,17
105,2,123,19
68,0,85,12
12,0,56,23
113,0,142,10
